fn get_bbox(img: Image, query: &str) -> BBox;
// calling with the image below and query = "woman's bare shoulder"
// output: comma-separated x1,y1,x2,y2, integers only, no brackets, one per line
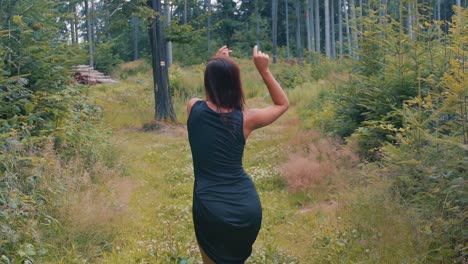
186,98,203,115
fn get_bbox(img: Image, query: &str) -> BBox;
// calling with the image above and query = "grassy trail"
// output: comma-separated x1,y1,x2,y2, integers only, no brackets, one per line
78,68,426,263
97,95,303,263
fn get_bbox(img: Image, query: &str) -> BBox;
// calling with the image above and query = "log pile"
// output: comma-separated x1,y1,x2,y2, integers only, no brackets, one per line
72,65,118,85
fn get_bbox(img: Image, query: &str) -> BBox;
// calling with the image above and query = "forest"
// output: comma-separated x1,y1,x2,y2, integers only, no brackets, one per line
0,0,466,263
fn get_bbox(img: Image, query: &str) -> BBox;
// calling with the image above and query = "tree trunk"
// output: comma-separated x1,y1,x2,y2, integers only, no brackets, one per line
184,0,188,24
379,0,387,49
325,0,331,57
132,16,139,60
295,0,303,64
165,2,172,68
359,0,363,34
314,0,320,53
255,0,260,47
272,0,278,63
309,0,315,55
338,0,343,59
345,0,352,56
147,0,177,122
206,0,211,53
306,0,312,62
456,0,461,7
85,1,93,67
69,3,76,44
408,1,414,40
350,0,359,57
91,0,96,44
73,3,79,43
436,0,441,21
331,0,337,59
286,0,291,61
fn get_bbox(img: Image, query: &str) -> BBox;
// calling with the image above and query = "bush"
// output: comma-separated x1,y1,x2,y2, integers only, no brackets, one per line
382,132,466,261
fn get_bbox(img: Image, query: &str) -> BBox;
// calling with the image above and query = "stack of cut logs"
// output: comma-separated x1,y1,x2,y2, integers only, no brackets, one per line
72,65,118,85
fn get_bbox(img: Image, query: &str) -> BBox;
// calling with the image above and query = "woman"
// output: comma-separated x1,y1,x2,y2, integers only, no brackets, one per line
187,45,289,264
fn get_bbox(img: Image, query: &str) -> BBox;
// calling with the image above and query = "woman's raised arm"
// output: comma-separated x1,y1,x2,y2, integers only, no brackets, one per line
243,46,289,139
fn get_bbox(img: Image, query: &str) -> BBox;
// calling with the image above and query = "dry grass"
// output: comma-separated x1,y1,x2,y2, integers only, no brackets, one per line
38,142,135,259
281,130,359,193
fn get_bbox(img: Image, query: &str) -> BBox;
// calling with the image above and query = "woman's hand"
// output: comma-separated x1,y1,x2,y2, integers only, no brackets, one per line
216,45,232,57
253,45,270,74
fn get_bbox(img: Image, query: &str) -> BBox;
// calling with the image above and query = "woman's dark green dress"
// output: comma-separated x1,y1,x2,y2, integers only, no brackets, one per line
187,101,262,263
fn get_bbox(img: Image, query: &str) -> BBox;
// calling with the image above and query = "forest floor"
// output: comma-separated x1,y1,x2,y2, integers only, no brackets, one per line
52,64,428,263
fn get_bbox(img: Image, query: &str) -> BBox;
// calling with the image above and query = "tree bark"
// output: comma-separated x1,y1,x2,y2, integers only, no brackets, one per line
325,0,331,57
350,0,359,57
331,0,336,59
306,0,312,62
85,0,94,67
408,1,415,40
436,0,441,21
132,16,139,60
314,0,320,53
69,2,76,44
309,0,315,55
338,0,343,59
286,0,291,61
73,3,79,44
255,0,260,47
272,0,278,63
148,0,177,122
165,2,172,68
90,0,96,44
206,0,211,53
345,0,352,56
295,0,303,64
184,0,187,24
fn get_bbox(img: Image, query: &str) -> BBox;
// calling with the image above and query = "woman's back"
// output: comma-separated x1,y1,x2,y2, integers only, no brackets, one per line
188,100,262,263
188,100,245,182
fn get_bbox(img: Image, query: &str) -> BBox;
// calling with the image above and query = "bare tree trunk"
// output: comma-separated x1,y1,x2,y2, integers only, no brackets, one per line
325,0,331,57
272,0,278,63
359,0,363,34
306,0,312,62
286,0,291,61
309,0,315,55
91,0,96,44
436,0,441,21
314,0,320,53
338,0,343,59
132,16,139,60
331,0,336,59
165,2,172,68
345,0,352,56
379,0,386,50
85,1,94,67
69,2,76,44
205,0,211,53
184,0,187,24
408,1,414,40
148,0,177,122
256,0,260,47
295,0,303,64
73,3,79,43
350,0,359,58
456,0,461,7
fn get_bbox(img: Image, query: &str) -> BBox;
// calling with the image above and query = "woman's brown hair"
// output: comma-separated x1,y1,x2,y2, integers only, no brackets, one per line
204,56,245,111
